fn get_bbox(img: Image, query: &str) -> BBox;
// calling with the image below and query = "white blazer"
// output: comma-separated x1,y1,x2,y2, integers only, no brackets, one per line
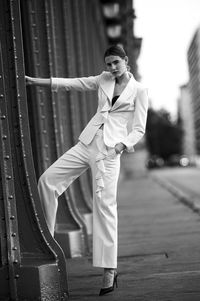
51,71,148,152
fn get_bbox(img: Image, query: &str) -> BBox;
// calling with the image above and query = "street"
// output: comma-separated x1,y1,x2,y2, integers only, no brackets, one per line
67,150,200,300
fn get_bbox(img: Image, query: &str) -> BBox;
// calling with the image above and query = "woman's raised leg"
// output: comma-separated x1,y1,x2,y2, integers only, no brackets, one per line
38,141,89,236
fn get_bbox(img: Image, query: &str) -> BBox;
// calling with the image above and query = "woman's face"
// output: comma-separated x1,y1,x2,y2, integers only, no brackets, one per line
105,55,128,78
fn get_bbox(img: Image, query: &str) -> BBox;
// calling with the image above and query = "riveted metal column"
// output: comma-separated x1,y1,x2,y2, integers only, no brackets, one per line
65,0,94,239
42,0,89,257
0,0,68,299
0,44,20,301
21,0,57,176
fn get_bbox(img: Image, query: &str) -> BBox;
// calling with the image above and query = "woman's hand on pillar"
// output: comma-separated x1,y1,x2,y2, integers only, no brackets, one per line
25,76,51,87
25,75,34,85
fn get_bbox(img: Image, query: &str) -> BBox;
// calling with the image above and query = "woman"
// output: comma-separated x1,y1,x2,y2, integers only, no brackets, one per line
26,45,148,296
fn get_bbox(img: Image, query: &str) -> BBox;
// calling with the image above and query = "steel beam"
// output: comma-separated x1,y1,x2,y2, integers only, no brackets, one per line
0,0,68,299
21,0,88,259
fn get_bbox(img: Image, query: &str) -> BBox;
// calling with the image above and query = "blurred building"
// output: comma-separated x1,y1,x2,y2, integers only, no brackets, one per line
101,0,142,80
177,84,196,159
187,27,200,155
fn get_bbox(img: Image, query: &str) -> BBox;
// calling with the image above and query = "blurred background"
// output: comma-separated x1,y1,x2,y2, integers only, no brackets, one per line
132,0,200,171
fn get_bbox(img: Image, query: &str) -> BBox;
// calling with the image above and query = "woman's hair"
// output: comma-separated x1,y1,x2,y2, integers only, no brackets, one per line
104,45,127,60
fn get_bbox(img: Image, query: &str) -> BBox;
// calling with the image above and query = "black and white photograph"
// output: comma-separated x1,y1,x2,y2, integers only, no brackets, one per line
0,0,200,300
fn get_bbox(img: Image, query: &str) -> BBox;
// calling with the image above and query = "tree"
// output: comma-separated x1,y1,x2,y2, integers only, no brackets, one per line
145,108,183,160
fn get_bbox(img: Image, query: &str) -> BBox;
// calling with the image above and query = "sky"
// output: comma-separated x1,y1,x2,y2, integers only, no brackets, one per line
134,0,200,117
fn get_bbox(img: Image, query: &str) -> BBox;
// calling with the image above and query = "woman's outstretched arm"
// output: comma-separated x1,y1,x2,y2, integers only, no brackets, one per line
25,75,51,87
25,74,101,91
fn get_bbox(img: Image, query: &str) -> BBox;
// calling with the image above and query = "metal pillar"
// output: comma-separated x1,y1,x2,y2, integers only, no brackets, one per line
0,0,108,296
21,0,87,259
21,0,108,259
0,0,68,299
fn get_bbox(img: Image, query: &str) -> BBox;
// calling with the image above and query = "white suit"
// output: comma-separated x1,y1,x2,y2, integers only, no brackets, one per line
38,71,148,268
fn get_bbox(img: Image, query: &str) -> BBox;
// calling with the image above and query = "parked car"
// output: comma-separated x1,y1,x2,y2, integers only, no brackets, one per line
146,155,165,169
166,154,190,167
146,154,194,169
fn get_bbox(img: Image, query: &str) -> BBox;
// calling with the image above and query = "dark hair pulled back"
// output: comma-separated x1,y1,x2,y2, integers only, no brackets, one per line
104,45,127,60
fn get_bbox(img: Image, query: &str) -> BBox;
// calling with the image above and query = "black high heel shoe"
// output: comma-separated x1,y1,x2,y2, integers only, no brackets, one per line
99,272,118,296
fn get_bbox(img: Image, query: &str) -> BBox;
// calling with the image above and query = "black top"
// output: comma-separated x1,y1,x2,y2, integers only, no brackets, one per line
112,95,119,106
99,95,120,129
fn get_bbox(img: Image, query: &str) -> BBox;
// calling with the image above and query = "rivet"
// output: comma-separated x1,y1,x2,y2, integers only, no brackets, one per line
12,233,16,237
4,155,10,160
58,269,61,272
17,94,20,97
6,175,12,180
14,56,17,59
15,274,19,279
1,115,6,119
0,94,3,98
9,195,14,199
3,135,7,139
10,216,15,220
13,260,18,264
13,247,17,250
19,114,22,118
13,36,16,40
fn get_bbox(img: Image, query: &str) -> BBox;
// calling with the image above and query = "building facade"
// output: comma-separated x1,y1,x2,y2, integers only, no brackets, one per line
178,84,196,159
187,27,200,155
101,0,142,79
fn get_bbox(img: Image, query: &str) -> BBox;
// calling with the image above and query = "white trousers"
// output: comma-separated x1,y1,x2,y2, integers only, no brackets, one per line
38,129,121,268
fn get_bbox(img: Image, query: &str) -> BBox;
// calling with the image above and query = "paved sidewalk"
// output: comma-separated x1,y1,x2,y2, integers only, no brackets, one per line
67,152,200,301
150,167,200,214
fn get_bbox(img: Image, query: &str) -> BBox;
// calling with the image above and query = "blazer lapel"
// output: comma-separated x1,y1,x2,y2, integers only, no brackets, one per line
98,71,137,114
111,74,137,111
99,72,115,102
